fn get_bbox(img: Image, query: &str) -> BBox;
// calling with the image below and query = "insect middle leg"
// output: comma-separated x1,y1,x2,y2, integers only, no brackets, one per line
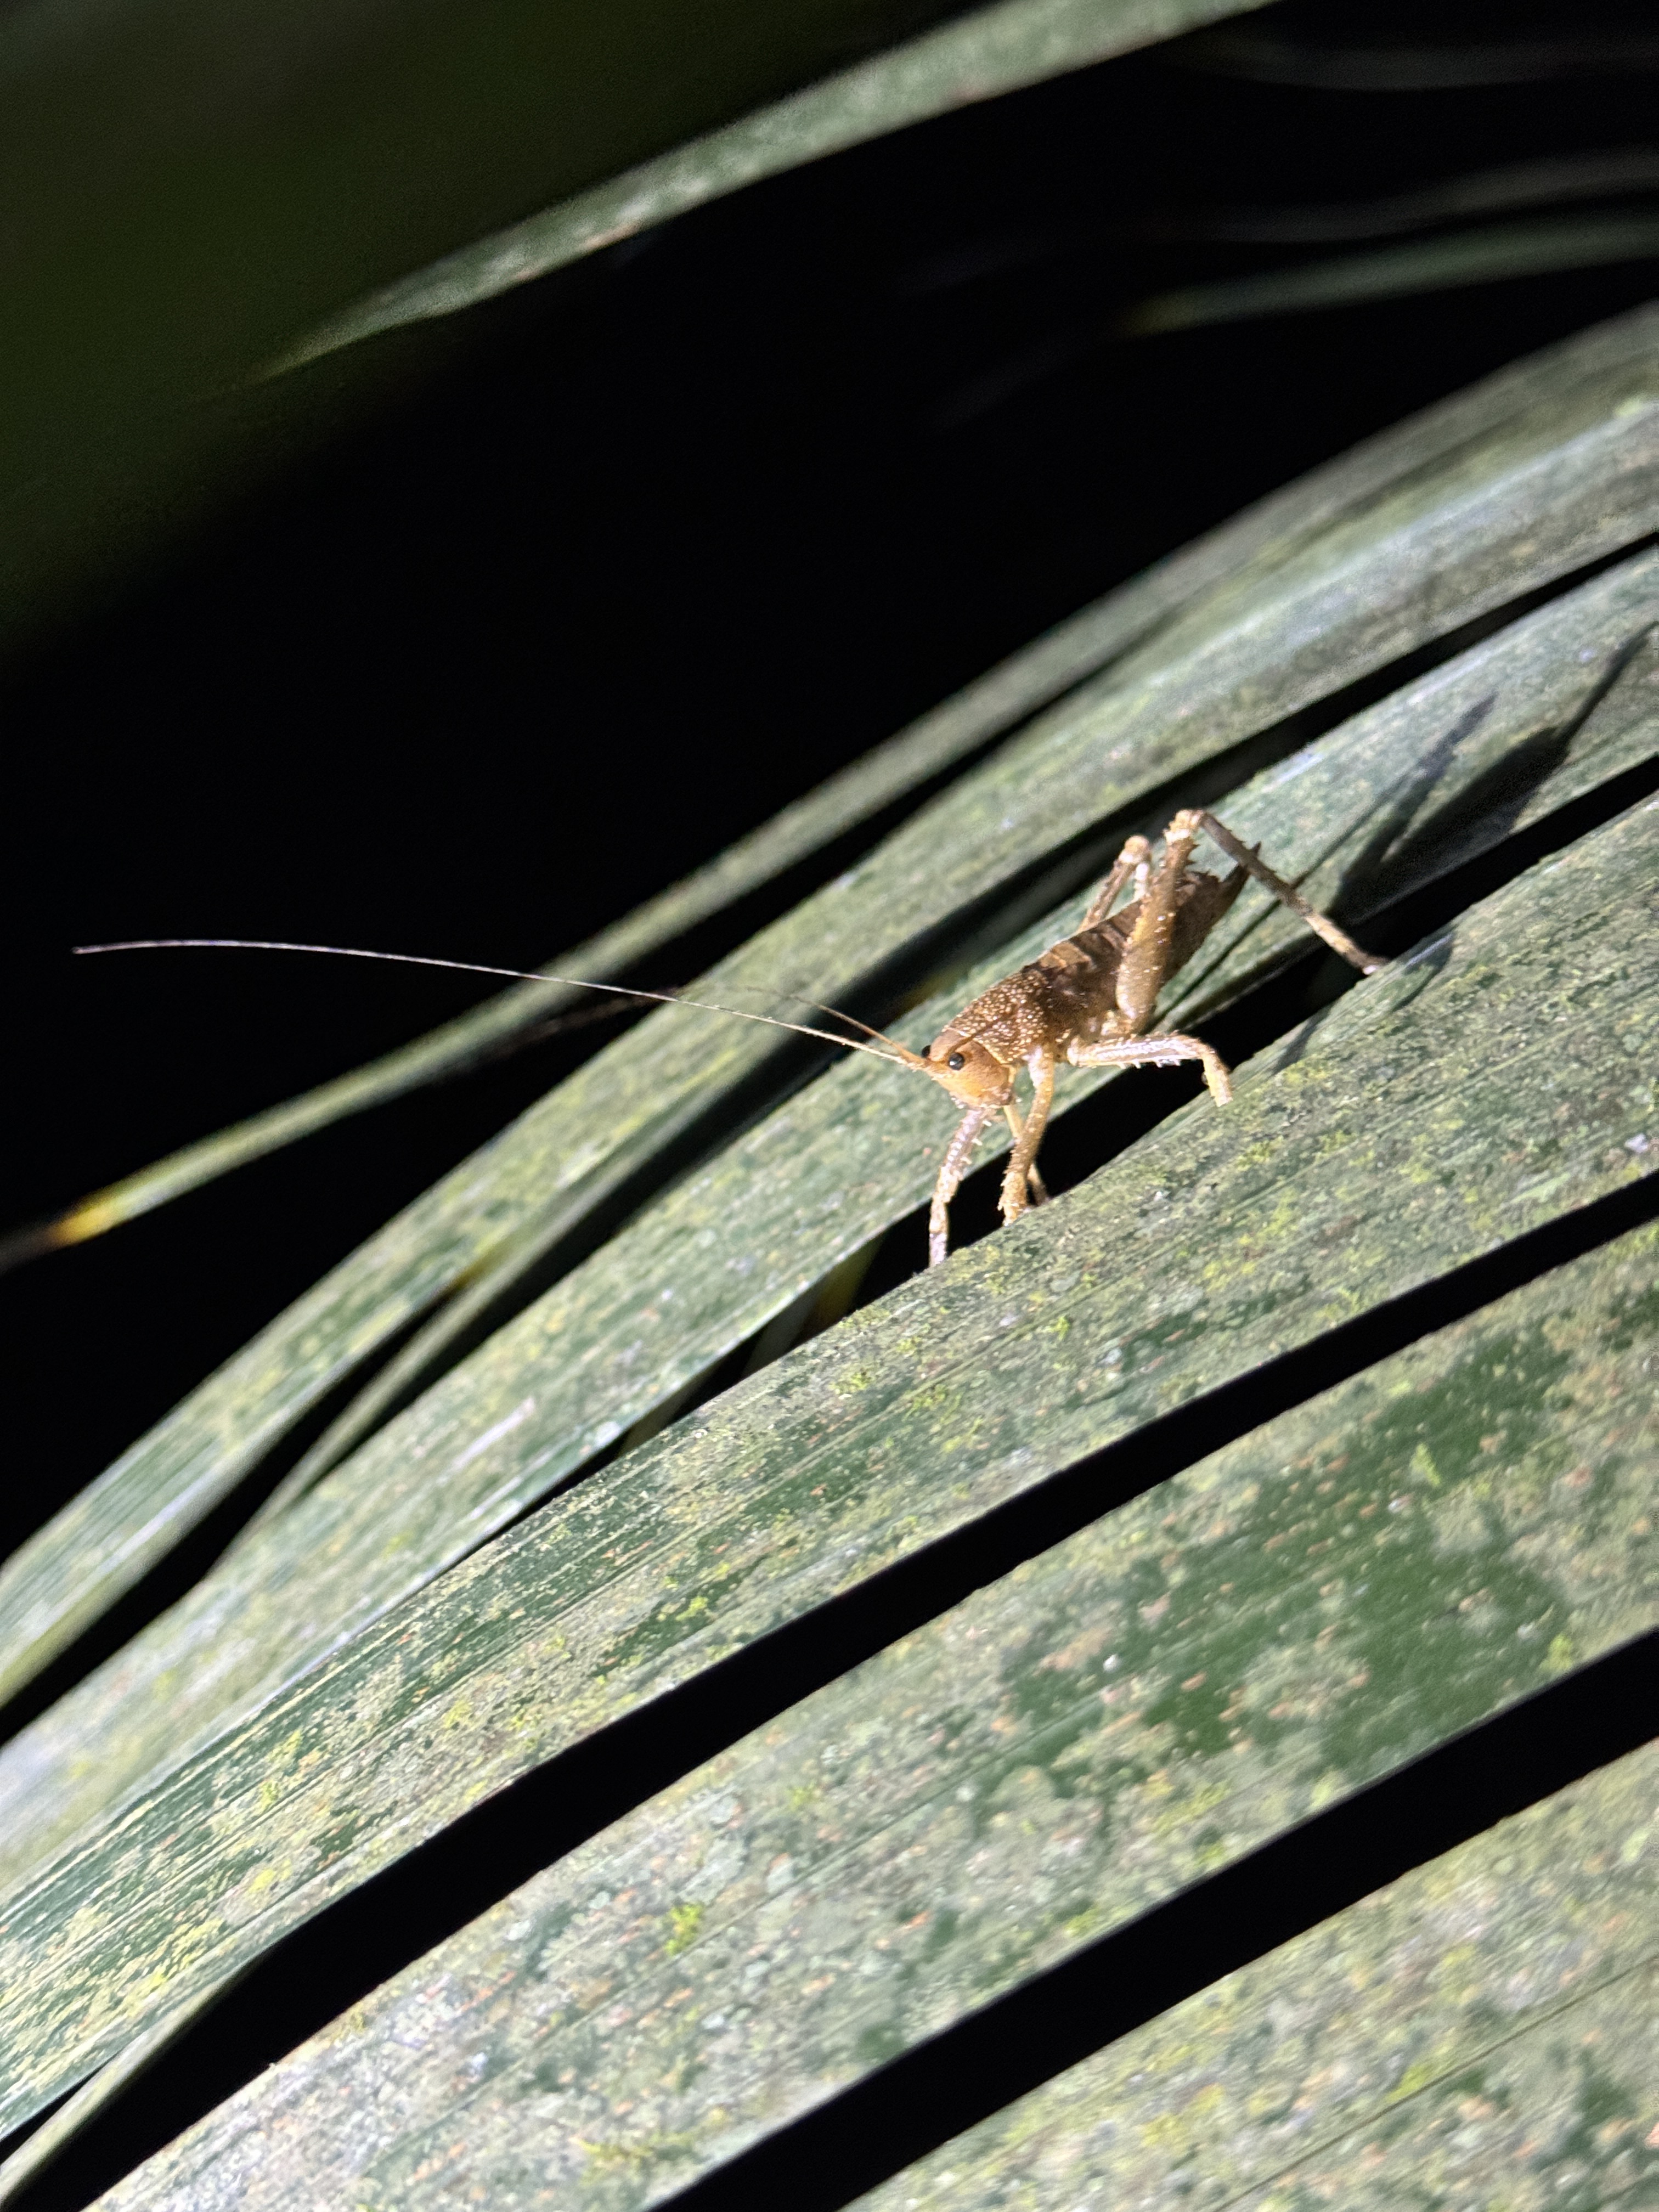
1068,1030,1234,1101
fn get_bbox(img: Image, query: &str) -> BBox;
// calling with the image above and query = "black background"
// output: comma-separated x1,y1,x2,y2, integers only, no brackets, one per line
4,0,1657,1560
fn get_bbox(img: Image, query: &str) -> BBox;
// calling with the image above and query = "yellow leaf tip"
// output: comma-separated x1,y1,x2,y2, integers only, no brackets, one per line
51,1196,127,1245
0,1194,128,1274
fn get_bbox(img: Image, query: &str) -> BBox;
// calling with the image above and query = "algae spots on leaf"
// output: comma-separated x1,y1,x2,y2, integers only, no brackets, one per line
1138,1669,1235,1764
309,1813,364,1865
919,1906,961,1963
854,2018,906,2068
663,1903,704,1959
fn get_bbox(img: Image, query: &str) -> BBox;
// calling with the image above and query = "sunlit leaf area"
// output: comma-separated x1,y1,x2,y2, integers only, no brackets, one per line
1,0,1655,2204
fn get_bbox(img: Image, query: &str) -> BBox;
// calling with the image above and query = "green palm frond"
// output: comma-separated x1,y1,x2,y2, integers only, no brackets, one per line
6,676,1657,2196
280,0,1279,370
2,3,1657,2202
3,0,1277,646
4,304,1652,1716
0,292,1655,2205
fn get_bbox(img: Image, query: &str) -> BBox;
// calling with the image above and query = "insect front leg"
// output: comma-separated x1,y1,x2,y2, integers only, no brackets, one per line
1069,1030,1233,1104
1002,1105,1049,1205
929,1103,996,1268
1195,810,1381,973
999,1050,1057,1227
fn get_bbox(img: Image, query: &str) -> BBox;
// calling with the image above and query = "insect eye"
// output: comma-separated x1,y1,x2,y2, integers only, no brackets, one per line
947,1052,966,1071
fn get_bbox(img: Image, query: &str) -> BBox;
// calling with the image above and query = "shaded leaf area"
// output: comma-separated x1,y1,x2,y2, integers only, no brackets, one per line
26,227,1510,1274
1142,147,1659,245
0,1981,225,2211
72,1218,1659,2209
1172,17,1659,92
3,304,1655,1718
850,1746,1659,2212
2,0,1095,648
1,793,1655,2146
35,294,1657,1268
1122,211,1659,336
2,545,1654,1906
284,0,1273,368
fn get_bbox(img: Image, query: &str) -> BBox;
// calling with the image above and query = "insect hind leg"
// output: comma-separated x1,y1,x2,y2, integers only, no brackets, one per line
1195,810,1381,974
1114,814,1207,1030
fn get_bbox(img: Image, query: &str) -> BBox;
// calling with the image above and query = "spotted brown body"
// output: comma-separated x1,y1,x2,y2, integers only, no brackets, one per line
893,808,1380,1265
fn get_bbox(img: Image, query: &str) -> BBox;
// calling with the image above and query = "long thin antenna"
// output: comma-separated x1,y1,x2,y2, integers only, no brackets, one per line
72,939,923,1070
707,978,928,1064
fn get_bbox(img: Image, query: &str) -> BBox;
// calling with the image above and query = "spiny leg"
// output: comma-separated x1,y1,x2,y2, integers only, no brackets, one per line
929,1104,995,1268
1000,1051,1057,1226
1070,1029,1233,1104
1080,835,1152,931
1194,809,1382,974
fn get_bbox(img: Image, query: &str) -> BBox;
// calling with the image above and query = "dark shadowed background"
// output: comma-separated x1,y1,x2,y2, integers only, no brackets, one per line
4,0,1656,1560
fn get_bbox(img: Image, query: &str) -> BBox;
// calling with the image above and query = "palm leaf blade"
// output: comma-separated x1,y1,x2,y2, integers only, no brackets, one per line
2,533,1654,1903
847,1750,1659,2210
63,1197,1659,2205
281,0,1277,369
2,304,1653,1713
2,785,1655,2146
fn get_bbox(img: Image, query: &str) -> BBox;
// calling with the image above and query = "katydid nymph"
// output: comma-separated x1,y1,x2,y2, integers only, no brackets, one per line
79,809,1380,1267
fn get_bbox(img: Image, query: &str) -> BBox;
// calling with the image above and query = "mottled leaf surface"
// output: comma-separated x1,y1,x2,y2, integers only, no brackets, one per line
1,793,1655,2143
2,304,1654,1714
78,1216,1659,2208
850,1747,1658,2212
1,545,1653,1899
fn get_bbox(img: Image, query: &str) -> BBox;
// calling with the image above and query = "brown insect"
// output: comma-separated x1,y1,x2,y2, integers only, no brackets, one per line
878,808,1380,1263
77,809,1378,1269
